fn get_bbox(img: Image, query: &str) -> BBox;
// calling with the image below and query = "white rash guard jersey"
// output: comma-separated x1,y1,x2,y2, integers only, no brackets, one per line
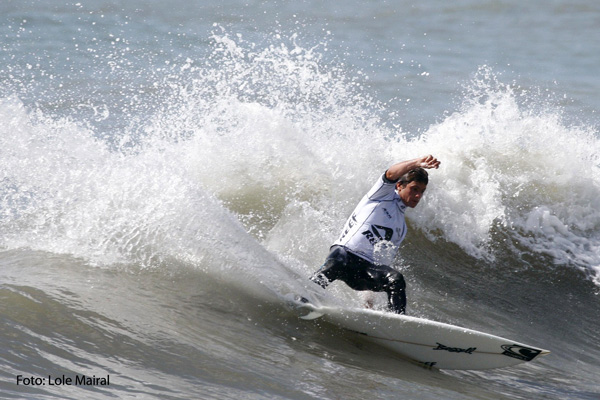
332,173,408,265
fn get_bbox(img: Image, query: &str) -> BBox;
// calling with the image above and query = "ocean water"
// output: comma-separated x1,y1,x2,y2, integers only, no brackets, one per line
1,1,600,399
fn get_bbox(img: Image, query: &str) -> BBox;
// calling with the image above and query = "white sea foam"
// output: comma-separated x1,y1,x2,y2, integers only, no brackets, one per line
410,68,600,283
1,35,599,287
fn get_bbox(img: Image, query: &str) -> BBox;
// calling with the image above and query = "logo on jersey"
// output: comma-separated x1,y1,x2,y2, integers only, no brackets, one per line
362,224,393,245
382,207,392,219
338,213,358,241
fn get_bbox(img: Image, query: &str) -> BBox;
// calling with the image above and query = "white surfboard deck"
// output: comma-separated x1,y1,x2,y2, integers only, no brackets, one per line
291,298,549,370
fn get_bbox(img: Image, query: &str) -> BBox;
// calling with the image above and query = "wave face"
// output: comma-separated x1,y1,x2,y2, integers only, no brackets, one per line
1,37,599,286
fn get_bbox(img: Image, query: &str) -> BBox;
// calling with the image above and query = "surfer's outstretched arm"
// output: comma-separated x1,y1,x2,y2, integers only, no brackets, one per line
385,155,440,182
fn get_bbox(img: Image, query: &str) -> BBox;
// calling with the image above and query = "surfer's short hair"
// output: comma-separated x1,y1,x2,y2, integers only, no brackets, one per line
399,168,429,186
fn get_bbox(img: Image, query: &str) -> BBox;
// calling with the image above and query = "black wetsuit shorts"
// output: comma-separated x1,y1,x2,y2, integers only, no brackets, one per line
311,245,406,314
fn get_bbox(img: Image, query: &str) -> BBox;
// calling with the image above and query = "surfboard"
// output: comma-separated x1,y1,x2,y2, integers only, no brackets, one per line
291,297,550,370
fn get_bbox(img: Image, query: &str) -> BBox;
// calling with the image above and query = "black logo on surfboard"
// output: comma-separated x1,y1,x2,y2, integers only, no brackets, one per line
433,342,476,354
501,344,542,361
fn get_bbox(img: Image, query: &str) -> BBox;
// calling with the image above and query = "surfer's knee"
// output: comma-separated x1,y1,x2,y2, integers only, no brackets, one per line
310,272,330,288
386,270,406,290
310,246,348,288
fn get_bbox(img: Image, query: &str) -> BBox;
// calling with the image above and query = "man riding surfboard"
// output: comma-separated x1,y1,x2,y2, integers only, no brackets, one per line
310,155,441,314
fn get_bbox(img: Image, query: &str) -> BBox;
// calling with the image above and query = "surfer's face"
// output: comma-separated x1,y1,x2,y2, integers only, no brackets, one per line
397,181,427,208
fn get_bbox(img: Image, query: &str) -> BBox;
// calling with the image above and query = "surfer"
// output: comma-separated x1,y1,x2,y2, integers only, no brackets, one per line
310,155,440,314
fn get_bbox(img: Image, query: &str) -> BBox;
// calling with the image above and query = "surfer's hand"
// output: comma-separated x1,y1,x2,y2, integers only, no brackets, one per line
417,155,440,170
386,155,440,181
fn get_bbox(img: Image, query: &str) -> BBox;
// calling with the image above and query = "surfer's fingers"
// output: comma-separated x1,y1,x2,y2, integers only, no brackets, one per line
421,155,440,169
